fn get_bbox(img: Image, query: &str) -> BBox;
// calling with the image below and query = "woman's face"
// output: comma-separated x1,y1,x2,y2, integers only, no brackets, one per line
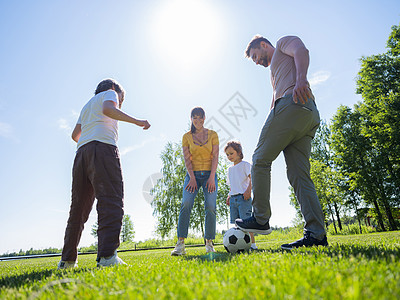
191,115,205,131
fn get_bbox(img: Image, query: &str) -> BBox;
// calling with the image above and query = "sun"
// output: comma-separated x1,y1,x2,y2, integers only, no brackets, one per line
150,0,223,71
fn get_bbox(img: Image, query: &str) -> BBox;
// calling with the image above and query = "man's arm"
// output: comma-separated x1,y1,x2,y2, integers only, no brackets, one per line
103,101,150,129
280,37,314,104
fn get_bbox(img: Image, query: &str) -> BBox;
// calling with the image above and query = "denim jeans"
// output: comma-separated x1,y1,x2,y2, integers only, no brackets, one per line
252,95,326,240
177,171,217,240
229,194,253,223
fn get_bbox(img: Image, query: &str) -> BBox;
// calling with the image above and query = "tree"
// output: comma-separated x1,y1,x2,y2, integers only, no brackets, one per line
121,214,135,242
310,159,344,234
90,214,135,242
311,121,343,231
151,141,230,239
91,221,98,238
331,105,387,231
353,22,400,230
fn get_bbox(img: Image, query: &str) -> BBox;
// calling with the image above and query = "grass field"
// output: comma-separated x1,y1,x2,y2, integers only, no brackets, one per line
1,231,399,299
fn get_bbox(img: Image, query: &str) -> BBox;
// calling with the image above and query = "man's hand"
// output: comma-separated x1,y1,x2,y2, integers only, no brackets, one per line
226,196,230,206
293,79,314,104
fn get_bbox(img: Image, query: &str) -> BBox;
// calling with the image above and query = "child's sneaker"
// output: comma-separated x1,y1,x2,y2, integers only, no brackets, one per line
57,260,78,269
205,240,216,253
250,244,258,251
97,250,126,267
171,239,186,256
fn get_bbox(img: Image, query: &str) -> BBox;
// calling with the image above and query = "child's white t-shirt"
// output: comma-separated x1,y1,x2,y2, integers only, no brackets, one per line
227,161,251,196
76,90,119,149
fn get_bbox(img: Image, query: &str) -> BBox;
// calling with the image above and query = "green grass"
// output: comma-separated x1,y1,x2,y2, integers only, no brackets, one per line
1,231,399,299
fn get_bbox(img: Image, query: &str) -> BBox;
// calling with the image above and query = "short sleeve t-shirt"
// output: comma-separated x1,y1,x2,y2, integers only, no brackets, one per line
76,90,119,149
182,130,219,171
227,161,251,196
270,36,306,103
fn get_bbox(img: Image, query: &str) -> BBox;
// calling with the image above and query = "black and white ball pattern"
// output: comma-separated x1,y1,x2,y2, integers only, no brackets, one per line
223,227,251,253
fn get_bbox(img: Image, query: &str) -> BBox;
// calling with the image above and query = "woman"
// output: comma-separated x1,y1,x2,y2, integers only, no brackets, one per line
171,107,219,255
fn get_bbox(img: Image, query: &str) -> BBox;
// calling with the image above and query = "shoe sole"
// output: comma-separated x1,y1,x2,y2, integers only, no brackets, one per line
236,226,272,235
281,244,328,251
171,252,186,256
280,245,293,251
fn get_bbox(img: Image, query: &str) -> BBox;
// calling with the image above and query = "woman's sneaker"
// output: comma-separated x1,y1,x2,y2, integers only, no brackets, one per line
57,260,78,269
171,240,186,256
97,250,127,267
205,240,216,253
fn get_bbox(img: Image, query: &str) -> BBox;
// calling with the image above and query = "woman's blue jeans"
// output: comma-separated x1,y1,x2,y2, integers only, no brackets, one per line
177,171,217,240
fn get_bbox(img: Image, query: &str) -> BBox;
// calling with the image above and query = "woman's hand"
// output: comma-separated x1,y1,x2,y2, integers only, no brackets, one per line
226,196,230,206
206,176,216,193
185,177,198,193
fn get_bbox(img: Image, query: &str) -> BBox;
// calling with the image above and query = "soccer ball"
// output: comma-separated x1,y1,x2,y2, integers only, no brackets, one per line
223,227,251,253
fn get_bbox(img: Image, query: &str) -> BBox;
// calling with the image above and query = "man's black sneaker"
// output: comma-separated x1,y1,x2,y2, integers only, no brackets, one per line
281,232,328,250
235,216,272,235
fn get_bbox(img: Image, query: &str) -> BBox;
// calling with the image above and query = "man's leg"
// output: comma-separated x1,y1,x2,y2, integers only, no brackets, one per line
251,96,304,224
280,98,328,249
284,136,326,240
236,96,297,232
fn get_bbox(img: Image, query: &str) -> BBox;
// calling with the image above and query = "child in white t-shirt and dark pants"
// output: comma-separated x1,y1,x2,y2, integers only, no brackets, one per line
225,141,257,250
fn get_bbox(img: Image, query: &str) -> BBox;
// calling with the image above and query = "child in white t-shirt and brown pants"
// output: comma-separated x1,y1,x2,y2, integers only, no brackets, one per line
225,141,257,250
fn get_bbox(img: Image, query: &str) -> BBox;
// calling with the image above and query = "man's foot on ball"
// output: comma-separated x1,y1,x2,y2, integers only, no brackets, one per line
235,216,272,235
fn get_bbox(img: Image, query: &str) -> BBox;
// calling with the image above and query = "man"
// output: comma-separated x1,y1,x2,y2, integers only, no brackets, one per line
235,35,328,250
58,78,150,269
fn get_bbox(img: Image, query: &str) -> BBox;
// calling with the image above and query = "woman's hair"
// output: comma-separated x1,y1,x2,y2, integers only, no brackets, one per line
244,35,273,58
190,107,205,134
95,78,125,103
224,141,244,159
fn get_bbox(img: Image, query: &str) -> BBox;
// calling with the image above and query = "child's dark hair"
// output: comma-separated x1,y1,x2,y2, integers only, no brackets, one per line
190,107,205,134
225,141,244,159
95,78,125,103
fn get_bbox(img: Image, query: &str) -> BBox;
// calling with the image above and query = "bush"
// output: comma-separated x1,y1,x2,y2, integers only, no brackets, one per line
327,223,376,235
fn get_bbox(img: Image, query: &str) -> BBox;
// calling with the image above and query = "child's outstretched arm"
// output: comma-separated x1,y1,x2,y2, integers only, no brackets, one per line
103,100,150,129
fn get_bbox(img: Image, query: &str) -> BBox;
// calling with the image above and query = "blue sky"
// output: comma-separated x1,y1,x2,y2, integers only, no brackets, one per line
0,0,398,254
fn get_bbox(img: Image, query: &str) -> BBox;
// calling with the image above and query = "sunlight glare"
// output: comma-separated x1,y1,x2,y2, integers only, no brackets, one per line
150,0,223,71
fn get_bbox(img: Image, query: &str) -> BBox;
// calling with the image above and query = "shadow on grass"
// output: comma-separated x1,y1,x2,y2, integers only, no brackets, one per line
324,243,400,260
0,267,93,289
183,251,234,262
280,243,400,261
182,248,285,262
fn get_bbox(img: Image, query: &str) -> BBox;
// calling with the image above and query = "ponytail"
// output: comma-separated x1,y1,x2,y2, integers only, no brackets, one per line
191,123,197,134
